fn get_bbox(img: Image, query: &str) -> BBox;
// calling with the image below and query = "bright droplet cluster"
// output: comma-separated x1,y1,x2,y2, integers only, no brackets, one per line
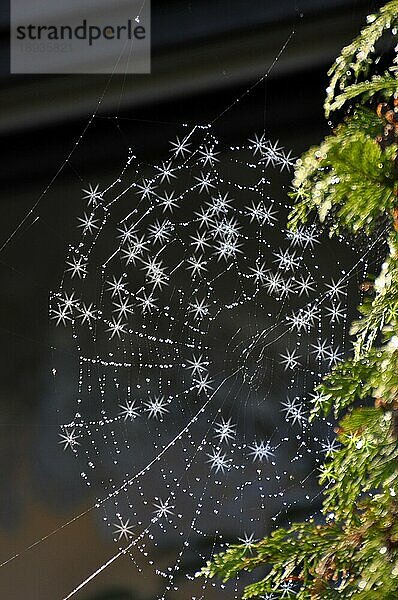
52,124,365,599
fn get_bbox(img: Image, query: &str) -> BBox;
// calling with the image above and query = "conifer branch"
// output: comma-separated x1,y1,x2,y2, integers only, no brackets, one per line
199,3,398,597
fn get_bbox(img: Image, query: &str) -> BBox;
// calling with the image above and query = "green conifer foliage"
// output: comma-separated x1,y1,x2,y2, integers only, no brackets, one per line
199,2,398,597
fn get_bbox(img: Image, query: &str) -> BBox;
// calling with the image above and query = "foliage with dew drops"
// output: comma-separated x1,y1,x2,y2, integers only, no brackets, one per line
198,2,398,597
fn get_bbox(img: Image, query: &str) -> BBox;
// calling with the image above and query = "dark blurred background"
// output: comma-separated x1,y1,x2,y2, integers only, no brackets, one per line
0,1,384,598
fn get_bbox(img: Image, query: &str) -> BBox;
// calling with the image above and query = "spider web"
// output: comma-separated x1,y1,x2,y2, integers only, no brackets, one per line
49,119,373,600
0,22,385,600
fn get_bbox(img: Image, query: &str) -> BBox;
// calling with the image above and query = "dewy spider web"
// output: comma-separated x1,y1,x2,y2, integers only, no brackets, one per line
0,27,383,600
49,118,374,600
